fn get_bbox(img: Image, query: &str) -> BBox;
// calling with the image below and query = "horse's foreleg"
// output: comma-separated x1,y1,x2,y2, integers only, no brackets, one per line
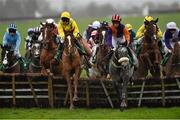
120,77,128,111
73,67,80,102
66,75,74,110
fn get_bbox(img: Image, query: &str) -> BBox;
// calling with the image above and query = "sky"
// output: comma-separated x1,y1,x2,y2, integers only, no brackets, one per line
48,0,180,11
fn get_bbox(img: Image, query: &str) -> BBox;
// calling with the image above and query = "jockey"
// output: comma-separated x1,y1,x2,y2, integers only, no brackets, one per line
3,23,21,60
109,14,138,69
88,30,99,64
32,27,42,42
161,22,180,66
135,16,163,56
45,18,59,44
125,24,136,50
83,20,101,42
25,28,34,51
52,11,90,65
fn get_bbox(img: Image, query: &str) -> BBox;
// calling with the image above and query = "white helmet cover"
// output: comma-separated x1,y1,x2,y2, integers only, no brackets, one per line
166,22,177,30
91,21,101,29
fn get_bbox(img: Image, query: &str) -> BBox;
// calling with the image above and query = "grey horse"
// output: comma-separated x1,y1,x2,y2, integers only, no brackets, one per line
109,44,135,111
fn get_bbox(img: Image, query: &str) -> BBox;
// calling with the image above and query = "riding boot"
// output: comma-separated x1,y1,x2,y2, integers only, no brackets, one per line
92,47,99,64
75,40,87,55
127,47,138,70
158,40,165,56
161,52,171,66
54,42,64,64
136,42,141,57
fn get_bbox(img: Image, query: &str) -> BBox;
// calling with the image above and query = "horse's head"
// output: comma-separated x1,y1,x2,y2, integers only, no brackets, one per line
1,44,16,67
41,23,57,49
31,41,42,58
144,18,158,43
114,45,130,68
98,27,108,45
64,32,77,56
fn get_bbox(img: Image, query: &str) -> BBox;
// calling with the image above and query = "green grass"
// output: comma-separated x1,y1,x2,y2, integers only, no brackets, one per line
0,13,179,56
0,107,180,119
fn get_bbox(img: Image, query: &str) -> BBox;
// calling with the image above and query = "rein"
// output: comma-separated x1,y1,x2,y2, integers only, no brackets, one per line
4,60,19,70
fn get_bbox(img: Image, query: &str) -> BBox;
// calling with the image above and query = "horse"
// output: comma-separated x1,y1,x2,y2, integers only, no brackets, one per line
96,27,112,79
40,23,59,75
61,32,81,109
163,40,180,77
135,19,163,78
0,44,20,73
109,43,134,111
29,41,42,73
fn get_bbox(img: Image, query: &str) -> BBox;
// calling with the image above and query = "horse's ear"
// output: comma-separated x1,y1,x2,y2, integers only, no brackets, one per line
154,18,159,23
40,22,45,27
0,44,3,49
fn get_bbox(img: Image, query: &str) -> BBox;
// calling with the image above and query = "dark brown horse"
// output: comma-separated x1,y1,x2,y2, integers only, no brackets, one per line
163,41,180,77
0,44,20,73
61,32,81,109
40,23,59,74
135,20,163,78
96,27,112,79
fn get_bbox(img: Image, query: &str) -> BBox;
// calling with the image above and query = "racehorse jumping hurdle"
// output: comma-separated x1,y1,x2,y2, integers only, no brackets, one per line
0,73,180,108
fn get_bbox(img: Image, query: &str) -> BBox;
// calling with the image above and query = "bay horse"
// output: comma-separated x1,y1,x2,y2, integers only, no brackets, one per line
61,32,81,109
135,19,163,78
109,43,135,111
29,41,42,73
0,44,20,73
40,23,59,74
96,26,112,79
163,40,180,77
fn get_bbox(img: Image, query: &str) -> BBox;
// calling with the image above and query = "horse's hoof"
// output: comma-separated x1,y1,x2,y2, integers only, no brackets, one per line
70,104,75,110
73,96,79,102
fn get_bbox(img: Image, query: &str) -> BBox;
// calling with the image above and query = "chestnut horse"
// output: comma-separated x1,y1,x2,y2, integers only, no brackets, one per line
40,23,59,74
61,32,81,109
135,19,163,78
163,40,180,77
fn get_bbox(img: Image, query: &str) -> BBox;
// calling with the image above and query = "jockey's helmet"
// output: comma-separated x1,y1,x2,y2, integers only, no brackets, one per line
46,18,55,25
27,28,34,35
91,21,101,29
61,11,71,24
125,24,133,31
112,14,121,22
166,22,177,30
8,23,17,33
144,16,154,22
101,21,109,27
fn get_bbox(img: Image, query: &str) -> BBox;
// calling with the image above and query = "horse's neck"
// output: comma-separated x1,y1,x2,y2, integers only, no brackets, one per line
32,57,40,66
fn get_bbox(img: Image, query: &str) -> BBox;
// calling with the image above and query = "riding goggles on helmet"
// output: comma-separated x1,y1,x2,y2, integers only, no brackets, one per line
9,29,16,33
61,17,69,23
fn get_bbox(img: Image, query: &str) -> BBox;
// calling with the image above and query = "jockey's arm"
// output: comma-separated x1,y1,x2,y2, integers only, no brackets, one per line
157,26,163,39
57,22,65,41
164,32,172,50
2,32,8,46
135,25,145,40
15,32,21,53
123,27,130,45
72,20,80,39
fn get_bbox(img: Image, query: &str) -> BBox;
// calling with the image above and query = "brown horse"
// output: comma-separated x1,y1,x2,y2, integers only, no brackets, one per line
135,20,163,78
0,44,20,73
40,23,59,74
61,32,81,109
96,27,112,78
163,41,180,77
